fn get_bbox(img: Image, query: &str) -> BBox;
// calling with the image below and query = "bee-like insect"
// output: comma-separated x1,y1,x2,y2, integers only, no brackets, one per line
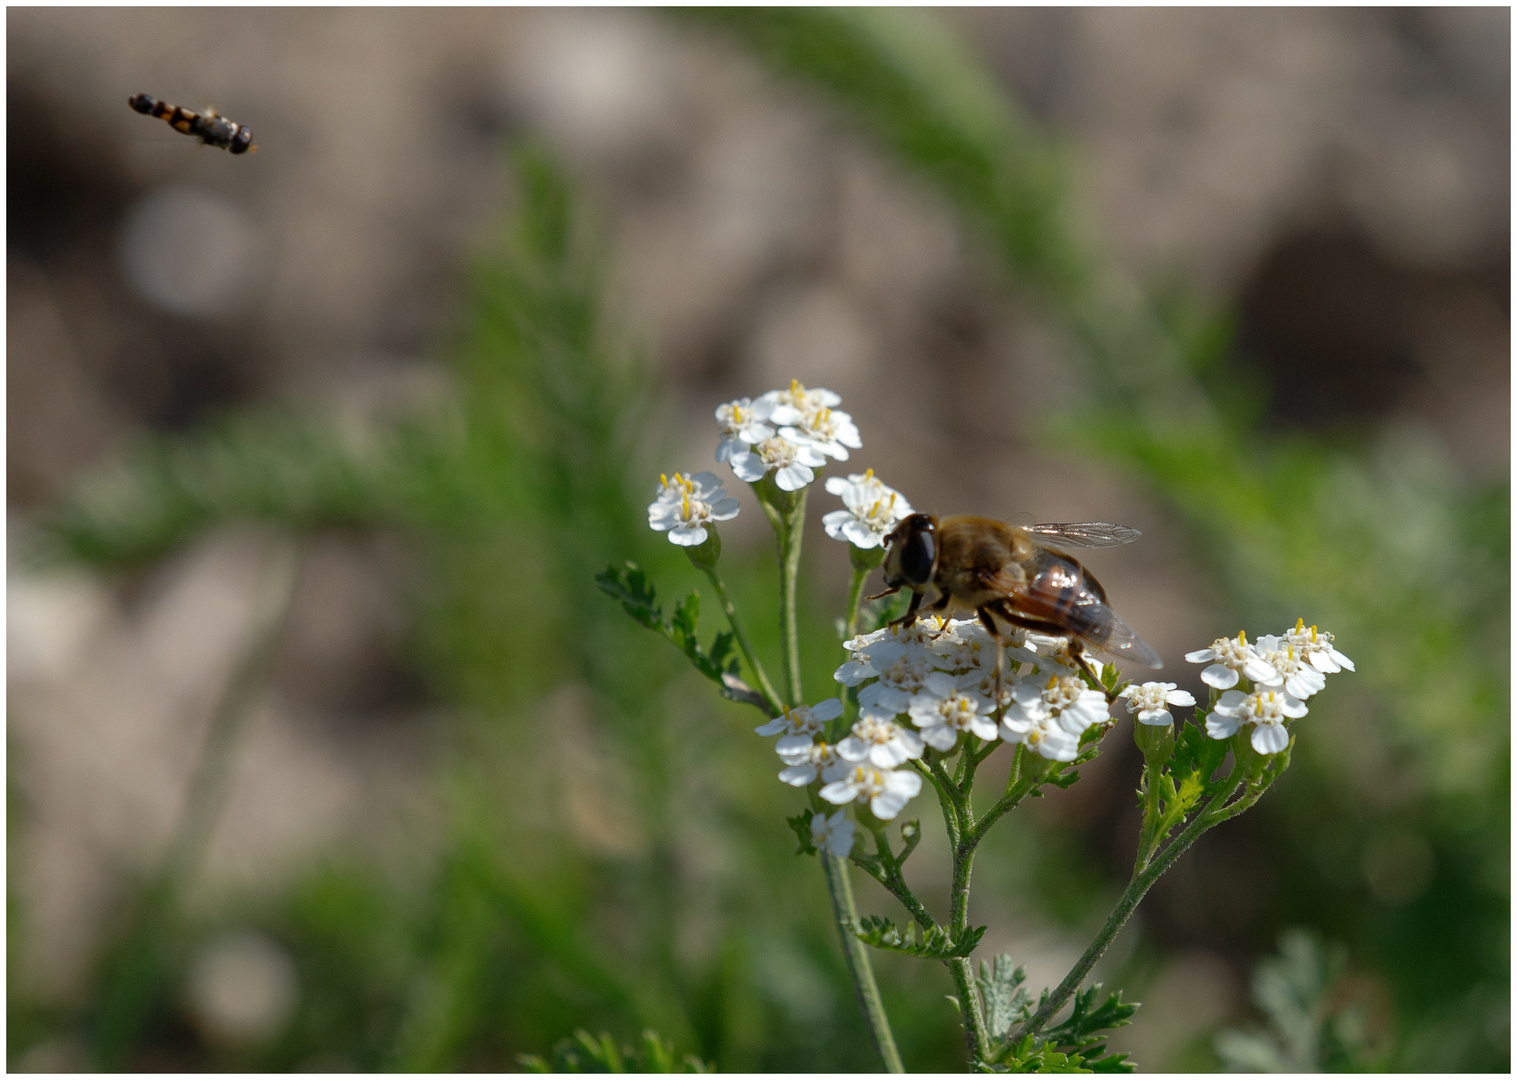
128,93,255,154
876,514,1162,688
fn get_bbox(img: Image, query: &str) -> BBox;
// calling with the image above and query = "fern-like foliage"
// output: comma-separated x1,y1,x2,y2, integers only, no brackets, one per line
973,961,1136,1074
847,915,985,960
520,1028,711,1073
1213,929,1381,1072
594,561,768,712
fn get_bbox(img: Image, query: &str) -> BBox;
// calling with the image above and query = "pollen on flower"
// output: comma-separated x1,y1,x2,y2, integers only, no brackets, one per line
822,470,913,548
648,471,739,546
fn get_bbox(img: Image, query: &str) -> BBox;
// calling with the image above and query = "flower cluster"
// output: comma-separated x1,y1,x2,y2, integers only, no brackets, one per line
718,381,860,491
836,617,1112,768
1185,620,1353,755
647,472,739,547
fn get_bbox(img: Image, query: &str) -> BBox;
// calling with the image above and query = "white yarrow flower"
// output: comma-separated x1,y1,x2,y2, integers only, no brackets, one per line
729,436,828,491
855,644,940,720
776,740,847,787
838,715,926,768
811,809,856,857
647,472,739,546
1282,619,1355,674
762,379,842,421
1204,689,1307,755
1184,632,1281,689
1253,635,1329,700
1118,682,1197,726
819,763,923,821
907,672,998,751
780,405,862,461
1005,674,1111,736
822,470,913,548
755,698,844,757
714,397,777,462
1000,714,1081,762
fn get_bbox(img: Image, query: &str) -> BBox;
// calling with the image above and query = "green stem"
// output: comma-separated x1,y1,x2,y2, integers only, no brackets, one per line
769,482,899,1070
946,795,990,1065
824,853,905,1073
1019,766,1244,1040
699,565,783,713
843,562,868,639
779,487,808,704
838,563,868,709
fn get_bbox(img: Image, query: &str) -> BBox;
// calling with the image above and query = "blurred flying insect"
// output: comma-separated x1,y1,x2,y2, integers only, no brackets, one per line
875,514,1161,694
128,92,255,154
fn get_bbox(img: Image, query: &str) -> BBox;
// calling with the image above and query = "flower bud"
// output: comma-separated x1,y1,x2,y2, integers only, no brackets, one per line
682,527,722,570
1133,716,1175,767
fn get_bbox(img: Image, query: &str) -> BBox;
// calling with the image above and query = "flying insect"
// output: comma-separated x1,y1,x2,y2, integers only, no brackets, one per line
128,92,255,154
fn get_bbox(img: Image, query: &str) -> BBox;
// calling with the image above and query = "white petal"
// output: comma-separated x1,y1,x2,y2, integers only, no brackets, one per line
870,791,906,821
1200,664,1240,689
1251,723,1289,755
1165,689,1197,707
969,715,1000,741
1137,708,1173,726
1280,695,1309,719
921,724,959,751
1244,656,1283,685
1214,690,1249,714
776,737,818,763
895,729,925,757
811,697,844,721
778,765,817,786
709,498,740,520
669,525,709,546
1204,711,1241,739
1184,649,1217,663
730,453,767,482
824,476,850,496
775,463,814,491
1036,728,1079,762
923,671,960,697
837,737,870,762
822,509,853,540
754,718,786,735
819,780,857,804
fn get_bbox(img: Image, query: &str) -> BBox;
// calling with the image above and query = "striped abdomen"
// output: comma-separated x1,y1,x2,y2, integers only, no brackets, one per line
128,93,255,154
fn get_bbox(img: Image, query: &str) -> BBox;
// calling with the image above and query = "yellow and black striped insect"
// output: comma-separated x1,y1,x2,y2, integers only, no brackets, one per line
128,93,255,154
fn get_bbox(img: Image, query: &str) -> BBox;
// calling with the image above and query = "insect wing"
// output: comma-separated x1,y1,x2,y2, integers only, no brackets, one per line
1007,562,1163,669
1023,522,1142,549
1084,608,1164,669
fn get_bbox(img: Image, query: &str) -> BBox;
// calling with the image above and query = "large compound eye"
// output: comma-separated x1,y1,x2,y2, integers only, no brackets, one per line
900,527,936,586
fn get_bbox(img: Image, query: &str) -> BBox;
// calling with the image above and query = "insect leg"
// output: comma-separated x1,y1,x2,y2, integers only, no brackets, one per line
864,585,899,602
886,588,924,630
977,607,1008,717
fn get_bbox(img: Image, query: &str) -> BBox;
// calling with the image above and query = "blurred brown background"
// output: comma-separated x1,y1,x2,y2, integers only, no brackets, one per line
8,7,1508,1071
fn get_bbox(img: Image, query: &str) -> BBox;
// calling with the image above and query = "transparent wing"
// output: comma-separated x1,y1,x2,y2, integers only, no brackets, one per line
1084,608,1164,669
1024,522,1142,549
1003,563,1163,669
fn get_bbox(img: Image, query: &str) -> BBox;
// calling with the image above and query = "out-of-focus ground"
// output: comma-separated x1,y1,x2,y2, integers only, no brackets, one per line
7,7,1508,1071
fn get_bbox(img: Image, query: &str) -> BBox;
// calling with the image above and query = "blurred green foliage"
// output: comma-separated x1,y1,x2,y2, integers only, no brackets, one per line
8,9,1508,1073
1214,928,1384,1072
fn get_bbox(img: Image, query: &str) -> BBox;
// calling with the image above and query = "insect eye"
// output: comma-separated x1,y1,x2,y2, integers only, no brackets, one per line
900,528,936,586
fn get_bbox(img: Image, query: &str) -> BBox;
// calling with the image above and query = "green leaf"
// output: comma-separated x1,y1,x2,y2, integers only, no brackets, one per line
786,812,818,856
596,563,763,709
846,914,985,959
978,954,1030,1038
